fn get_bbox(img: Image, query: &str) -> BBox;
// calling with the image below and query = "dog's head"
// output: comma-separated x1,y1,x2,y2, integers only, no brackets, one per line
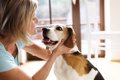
42,24,76,51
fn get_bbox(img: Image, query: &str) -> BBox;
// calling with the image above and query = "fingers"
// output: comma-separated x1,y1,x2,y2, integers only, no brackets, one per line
54,39,64,51
57,39,65,47
72,35,76,44
61,46,71,54
52,39,72,56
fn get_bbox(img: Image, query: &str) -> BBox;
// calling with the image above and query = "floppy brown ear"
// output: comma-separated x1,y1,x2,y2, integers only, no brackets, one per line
64,27,75,48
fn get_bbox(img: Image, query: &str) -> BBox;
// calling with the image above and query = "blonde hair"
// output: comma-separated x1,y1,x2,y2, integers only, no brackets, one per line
0,0,38,42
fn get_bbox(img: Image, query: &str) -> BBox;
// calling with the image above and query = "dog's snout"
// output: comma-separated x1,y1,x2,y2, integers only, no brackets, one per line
42,28,49,34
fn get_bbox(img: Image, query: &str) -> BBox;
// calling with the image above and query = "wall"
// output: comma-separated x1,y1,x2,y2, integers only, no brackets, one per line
111,0,120,31
105,0,120,60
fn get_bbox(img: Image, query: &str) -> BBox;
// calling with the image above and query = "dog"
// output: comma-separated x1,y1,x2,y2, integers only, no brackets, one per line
42,24,104,80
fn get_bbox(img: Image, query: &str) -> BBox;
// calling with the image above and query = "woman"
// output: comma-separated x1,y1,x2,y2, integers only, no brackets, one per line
0,0,72,80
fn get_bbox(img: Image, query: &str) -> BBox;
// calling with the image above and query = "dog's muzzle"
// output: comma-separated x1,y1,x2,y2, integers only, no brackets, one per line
42,28,58,45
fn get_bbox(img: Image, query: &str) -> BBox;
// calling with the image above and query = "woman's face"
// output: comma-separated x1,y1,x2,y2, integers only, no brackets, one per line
29,13,38,35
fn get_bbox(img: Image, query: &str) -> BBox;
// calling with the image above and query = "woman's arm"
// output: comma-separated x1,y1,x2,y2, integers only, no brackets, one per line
32,40,71,80
32,53,56,80
0,53,57,80
0,40,71,80
0,52,58,80
23,44,50,60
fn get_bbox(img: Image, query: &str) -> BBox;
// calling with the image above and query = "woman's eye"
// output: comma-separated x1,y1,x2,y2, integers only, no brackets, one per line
56,26,63,31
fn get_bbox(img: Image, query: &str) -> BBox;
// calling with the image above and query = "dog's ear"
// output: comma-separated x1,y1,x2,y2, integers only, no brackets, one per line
64,27,76,48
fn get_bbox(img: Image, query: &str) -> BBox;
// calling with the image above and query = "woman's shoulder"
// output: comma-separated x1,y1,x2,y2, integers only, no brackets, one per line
16,40,34,48
0,43,17,72
16,41,26,48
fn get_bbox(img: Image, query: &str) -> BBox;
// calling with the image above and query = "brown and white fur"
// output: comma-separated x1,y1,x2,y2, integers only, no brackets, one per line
42,24,104,80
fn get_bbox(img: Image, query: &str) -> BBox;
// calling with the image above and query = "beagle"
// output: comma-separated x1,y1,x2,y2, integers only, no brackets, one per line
42,24,104,80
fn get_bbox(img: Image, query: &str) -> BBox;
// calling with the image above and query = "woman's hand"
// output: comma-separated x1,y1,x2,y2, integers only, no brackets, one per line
51,39,72,57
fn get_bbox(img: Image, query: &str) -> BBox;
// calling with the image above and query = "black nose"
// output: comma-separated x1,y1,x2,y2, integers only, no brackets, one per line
42,28,49,34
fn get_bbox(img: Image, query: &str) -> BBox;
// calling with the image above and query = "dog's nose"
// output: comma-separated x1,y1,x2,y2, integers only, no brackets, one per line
42,28,49,34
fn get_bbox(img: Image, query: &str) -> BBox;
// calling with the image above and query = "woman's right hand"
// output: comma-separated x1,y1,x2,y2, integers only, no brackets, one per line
51,39,72,57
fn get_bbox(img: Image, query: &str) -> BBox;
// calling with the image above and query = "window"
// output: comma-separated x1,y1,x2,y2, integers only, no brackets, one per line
35,0,105,58
36,0,72,25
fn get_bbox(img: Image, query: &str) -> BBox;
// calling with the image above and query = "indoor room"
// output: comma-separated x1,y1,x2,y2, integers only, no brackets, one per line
1,0,120,80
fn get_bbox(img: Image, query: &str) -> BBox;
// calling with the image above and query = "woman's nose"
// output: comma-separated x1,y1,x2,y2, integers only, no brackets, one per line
34,17,39,24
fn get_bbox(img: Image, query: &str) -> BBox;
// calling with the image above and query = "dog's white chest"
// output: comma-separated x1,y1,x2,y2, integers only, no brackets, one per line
54,56,77,80
54,56,98,80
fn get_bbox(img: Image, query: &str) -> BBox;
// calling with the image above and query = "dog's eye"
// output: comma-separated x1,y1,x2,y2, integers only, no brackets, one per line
56,26,63,31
